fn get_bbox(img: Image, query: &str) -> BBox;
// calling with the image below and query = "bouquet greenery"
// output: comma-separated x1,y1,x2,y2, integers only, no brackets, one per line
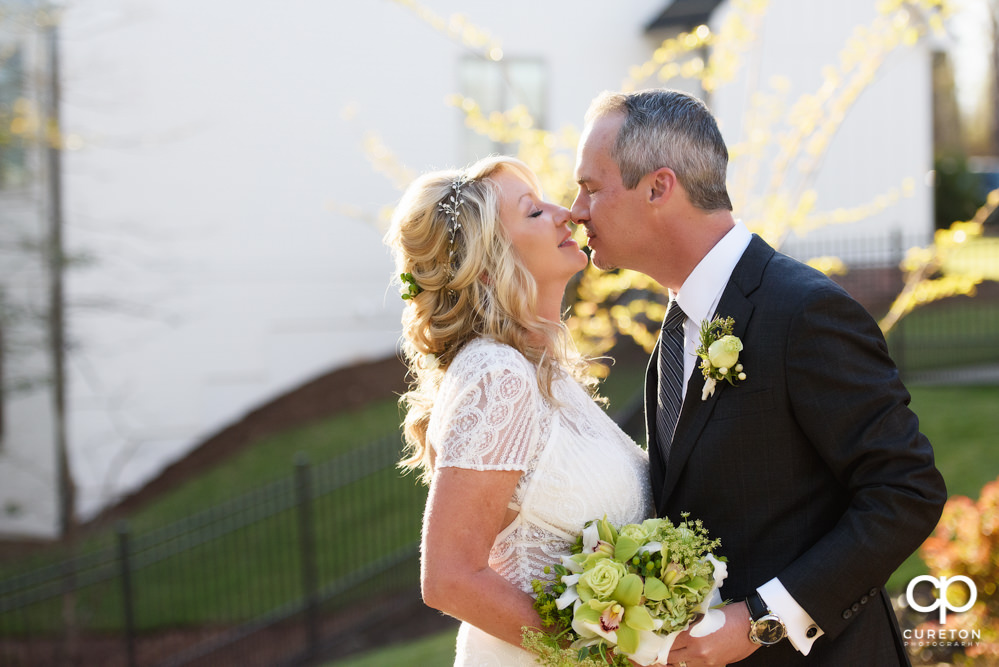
523,514,726,666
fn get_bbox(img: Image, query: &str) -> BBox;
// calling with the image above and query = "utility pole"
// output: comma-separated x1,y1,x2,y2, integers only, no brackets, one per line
44,10,73,539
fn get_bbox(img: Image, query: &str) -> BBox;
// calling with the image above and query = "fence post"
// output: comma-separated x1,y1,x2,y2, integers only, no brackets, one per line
891,228,907,378
295,454,320,660
116,521,137,667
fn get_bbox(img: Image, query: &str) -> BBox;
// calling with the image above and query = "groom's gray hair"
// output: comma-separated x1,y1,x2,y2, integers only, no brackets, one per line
586,89,732,212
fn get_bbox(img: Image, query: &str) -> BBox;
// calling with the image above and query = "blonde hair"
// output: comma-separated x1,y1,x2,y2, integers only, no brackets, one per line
384,155,597,484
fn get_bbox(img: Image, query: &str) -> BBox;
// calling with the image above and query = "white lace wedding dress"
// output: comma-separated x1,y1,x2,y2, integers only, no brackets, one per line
428,337,653,667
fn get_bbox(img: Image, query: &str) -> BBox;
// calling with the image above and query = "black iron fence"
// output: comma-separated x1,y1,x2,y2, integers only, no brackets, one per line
781,229,999,383
0,435,428,667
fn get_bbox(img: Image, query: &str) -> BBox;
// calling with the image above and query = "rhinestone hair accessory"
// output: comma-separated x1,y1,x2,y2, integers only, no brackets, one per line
438,177,467,279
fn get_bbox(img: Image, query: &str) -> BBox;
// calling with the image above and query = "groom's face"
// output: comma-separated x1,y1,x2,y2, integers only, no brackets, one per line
571,113,647,272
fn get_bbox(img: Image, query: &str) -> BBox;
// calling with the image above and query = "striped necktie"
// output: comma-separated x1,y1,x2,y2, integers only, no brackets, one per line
656,301,687,467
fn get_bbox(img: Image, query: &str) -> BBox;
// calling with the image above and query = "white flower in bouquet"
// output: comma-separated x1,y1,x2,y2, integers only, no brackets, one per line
524,514,727,667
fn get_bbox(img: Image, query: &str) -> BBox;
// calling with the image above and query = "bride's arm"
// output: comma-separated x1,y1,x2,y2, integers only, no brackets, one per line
421,466,545,647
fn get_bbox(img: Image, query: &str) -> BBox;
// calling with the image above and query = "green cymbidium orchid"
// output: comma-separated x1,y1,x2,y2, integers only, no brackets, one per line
572,573,656,655
596,516,619,544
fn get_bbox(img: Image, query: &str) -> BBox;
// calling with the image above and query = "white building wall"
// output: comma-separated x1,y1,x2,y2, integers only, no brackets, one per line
0,0,940,532
55,0,662,520
710,0,935,260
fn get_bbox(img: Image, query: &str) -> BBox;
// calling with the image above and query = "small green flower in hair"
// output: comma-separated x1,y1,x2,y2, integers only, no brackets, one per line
400,272,423,301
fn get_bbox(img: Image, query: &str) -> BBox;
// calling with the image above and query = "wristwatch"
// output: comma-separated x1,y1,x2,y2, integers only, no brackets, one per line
746,592,787,646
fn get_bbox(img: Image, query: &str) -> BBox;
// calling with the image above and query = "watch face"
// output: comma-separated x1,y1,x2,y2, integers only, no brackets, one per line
752,617,786,645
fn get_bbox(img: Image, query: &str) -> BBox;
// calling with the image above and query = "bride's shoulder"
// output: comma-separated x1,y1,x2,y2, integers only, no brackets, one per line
439,338,541,403
451,337,534,376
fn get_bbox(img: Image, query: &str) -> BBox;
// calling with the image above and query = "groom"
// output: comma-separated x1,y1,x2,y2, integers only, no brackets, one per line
571,89,947,666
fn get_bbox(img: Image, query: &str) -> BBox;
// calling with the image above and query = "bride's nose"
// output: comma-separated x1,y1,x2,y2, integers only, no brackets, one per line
552,205,572,226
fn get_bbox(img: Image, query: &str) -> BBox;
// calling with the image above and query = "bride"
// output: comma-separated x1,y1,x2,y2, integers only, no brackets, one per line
385,155,653,665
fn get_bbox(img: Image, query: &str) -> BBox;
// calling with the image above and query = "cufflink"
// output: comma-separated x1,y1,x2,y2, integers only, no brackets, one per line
806,626,818,639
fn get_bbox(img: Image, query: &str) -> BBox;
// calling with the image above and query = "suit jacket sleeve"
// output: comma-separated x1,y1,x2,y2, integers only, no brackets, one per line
776,284,946,639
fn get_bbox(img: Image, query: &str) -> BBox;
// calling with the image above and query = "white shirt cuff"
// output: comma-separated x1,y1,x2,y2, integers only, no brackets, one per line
757,578,824,655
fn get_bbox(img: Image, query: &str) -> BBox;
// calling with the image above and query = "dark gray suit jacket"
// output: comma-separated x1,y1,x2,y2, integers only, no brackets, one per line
644,235,947,665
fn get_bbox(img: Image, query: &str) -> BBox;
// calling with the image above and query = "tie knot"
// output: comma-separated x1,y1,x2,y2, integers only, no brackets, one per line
663,302,686,332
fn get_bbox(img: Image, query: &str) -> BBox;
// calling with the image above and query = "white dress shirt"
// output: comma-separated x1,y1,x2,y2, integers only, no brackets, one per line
671,222,823,654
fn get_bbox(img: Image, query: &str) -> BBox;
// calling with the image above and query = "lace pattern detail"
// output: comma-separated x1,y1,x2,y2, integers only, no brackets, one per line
433,338,551,475
429,338,653,597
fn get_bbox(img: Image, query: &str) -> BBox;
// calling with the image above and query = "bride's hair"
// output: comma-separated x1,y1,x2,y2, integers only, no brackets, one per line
384,155,596,484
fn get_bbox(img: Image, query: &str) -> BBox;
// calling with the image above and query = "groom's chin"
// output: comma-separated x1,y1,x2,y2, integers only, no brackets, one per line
588,253,617,271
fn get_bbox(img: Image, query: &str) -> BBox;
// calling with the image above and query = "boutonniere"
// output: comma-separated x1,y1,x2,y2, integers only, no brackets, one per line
696,316,747,400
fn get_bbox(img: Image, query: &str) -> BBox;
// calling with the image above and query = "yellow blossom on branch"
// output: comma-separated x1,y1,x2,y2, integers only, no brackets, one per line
879,191,996,335
390,0,503,61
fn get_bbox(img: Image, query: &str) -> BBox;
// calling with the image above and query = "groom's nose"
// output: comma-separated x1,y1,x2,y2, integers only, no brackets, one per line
570,190,588,224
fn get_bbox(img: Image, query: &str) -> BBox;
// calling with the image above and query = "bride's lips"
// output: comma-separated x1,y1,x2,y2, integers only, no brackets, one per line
558,233,577,248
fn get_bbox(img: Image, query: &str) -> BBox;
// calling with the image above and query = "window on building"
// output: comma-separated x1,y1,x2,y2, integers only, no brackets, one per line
458,57,547,163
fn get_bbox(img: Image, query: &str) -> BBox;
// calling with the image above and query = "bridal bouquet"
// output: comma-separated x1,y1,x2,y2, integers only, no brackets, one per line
523,514,727,666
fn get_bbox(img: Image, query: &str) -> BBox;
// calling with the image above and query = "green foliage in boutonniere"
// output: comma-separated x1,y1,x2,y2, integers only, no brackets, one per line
695,316,746,400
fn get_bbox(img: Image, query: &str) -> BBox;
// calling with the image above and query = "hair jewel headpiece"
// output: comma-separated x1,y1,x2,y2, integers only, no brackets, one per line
438,177,467,276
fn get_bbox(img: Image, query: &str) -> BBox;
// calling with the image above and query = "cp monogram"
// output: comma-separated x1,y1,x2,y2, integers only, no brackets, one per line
906,575,978,623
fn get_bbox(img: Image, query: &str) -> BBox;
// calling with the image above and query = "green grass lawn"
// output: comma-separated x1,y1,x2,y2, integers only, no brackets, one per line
329,628,458,667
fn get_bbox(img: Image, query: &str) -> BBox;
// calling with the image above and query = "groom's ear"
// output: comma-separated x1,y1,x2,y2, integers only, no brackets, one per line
648,167,676,204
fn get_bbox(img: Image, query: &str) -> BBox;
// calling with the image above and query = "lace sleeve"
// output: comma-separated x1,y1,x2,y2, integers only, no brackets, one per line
432,340,543,471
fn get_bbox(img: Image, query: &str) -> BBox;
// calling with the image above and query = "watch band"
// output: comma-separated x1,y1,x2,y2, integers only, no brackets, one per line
746,591,769,620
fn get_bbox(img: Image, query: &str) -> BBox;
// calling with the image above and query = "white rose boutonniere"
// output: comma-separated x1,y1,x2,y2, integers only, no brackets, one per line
696,316,746,400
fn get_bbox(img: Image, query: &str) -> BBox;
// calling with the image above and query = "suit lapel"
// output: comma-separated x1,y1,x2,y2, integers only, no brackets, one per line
658,235,773,508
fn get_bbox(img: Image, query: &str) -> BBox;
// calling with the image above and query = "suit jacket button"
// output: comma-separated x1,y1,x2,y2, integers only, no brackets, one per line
842,609,853,619
806,626,818,638
870,588,878,597
851,603,860,612
860,595,869,604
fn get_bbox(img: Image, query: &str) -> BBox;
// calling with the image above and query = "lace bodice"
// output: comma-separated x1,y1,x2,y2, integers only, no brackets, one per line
428,337,653,595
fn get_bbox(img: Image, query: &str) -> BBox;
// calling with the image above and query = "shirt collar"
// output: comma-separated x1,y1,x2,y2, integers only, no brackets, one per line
674,221,752,325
